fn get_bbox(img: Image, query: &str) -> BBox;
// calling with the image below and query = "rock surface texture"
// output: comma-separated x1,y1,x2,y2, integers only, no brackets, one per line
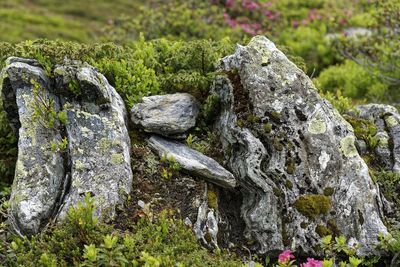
351,104,400,173
1,57,132,235
131,93,199,138
148,135,236,189
212,36,387,255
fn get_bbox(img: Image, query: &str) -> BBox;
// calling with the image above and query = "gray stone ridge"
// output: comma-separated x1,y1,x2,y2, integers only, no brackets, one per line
212,36,387,255
0,57,132,235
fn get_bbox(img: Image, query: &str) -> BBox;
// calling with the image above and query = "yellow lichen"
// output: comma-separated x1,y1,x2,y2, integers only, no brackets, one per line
308,115,326,134
340,135,358,158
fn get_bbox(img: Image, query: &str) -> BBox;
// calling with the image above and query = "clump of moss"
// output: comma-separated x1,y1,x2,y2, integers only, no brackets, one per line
273,138,284,151
273,187,284,198
323,187,334,196
285,180,293,190
315,224,332,237
343,114,378,150
294,194,332,219
207,187,218,210
270,111,282,123
327,219,340,236
285,157,296,175
263,123,272,133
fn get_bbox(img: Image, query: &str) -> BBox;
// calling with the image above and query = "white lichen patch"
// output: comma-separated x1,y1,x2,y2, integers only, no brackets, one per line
308,115,327,134
318,151,330,170
340,135,358,158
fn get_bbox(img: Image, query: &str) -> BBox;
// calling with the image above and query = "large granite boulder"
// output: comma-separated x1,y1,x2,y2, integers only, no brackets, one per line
1,57,132,235
212,36,387,255
131,93,200,138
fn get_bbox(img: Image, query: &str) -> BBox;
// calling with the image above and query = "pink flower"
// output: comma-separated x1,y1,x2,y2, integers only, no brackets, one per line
301,258,322,267
242,0,259,10
223,13,237,28
278,250,295,264
225,0,235,8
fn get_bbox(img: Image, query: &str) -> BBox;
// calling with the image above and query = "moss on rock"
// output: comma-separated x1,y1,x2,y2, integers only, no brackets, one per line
294,194,332,219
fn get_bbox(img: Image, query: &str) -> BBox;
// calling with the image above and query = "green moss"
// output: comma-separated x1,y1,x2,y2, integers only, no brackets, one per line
273,187,284,198
263,123,272,133
285,180,293,190
315,224,332,237
285,157,296,175
323,187,334,196
294,194,332,219
273,138,283,151
343,115,378,149
327,219,340,236
300,221,308,229
207,187,218,210
270,111,282,122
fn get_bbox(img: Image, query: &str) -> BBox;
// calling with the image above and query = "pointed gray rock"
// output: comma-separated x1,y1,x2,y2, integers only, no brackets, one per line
213,36,387,255
148,135,236,189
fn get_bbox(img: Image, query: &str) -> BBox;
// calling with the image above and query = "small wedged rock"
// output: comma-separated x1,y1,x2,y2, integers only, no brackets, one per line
351,104,400,173
147,135,236,189
131,93,199,138
212,36,387,255
1,58,132,235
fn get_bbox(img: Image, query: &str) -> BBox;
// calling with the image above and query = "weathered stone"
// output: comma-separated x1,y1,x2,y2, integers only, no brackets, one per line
1,59,65,235
352,104,400,173
131,93,199,138
212,36,387,255
1,58,132,235
54,63,132,218
147,135,237,189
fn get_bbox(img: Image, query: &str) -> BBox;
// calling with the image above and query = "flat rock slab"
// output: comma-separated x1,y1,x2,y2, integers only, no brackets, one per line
131,93,199,138
1,58,132,235
147,135,236,189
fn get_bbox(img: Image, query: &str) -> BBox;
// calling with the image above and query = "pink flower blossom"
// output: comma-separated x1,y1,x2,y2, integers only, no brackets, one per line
242,0,259,11
223,13,237,28
300,258,322,267
278,250,295,264
225,0,234,8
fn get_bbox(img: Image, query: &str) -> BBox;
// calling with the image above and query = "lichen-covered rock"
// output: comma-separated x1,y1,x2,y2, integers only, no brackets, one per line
131,93,199,138
350,104,400,173
147,135,236,189
1,58,65,235
1,58,132,235
212,36,387,255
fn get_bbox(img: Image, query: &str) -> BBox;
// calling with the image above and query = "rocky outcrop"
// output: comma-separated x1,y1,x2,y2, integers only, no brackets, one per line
349,104,400,173
148,135,236,189
131,93,199,138
1,57,132,235
212,36,387,255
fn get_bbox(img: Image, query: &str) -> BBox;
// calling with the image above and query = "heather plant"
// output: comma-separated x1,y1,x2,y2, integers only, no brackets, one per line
0,195,248,266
